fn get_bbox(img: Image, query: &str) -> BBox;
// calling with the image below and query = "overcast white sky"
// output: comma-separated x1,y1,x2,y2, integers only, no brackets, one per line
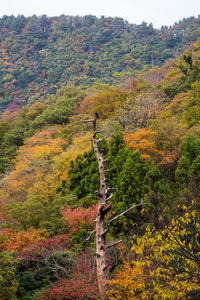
1,0,200,28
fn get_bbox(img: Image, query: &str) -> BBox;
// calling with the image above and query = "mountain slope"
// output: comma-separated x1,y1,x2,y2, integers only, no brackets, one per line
1,15,200,112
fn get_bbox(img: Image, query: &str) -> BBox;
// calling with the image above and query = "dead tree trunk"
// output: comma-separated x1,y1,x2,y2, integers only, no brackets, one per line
92,124,108,299
84,114,145,299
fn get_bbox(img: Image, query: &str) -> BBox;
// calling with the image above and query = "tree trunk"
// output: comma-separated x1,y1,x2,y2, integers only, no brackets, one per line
86,115,143,298
92,130,107,299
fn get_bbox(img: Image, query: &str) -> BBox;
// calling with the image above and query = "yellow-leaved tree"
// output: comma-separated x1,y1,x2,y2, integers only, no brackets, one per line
79,87,129,119
108,202,200,299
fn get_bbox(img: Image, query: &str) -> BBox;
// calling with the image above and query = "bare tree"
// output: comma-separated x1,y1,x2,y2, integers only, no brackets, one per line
84,113,144,298
116,90,168,130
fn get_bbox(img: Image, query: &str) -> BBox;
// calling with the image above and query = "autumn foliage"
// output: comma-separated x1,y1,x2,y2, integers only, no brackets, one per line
38,252,98,300
62,205,97,233
79,87,129,119
108,203,200,299
124,128,163,161
1,29,200,300
0,227,46,253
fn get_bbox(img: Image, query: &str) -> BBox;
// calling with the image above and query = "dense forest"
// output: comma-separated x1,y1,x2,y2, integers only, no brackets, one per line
0,14,200,300
1,14,200,112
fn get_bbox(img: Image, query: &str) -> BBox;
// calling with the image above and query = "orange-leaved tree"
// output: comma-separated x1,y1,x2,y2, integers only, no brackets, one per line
0,228,47,253
124,128,163,161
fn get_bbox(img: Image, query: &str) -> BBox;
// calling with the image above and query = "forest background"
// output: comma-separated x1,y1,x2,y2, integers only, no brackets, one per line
0,14,200,299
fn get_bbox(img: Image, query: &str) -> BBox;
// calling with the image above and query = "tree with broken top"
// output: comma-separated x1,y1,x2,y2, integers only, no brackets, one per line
84,113,144,298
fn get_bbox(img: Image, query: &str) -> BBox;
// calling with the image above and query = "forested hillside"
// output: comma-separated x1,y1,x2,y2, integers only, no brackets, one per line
0,14,200,300
1,14,200,112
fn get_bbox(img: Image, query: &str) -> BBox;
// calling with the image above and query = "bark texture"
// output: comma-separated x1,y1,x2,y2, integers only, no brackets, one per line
85,115,144,298
92,119,108,299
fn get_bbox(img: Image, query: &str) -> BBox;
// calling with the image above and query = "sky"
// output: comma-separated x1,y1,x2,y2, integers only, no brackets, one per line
1,0,200,28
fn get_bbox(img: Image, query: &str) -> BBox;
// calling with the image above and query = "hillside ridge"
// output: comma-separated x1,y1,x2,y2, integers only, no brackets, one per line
1,14,200,112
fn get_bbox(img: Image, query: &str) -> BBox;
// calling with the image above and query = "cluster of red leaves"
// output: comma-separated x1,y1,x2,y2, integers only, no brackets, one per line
62,205,97,233
38,252,98,300
41,278,98,300
17,234,70,261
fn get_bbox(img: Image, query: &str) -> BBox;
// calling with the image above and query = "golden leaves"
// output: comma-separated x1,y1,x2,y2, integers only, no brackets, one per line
124,128,163,161
108,204,200,299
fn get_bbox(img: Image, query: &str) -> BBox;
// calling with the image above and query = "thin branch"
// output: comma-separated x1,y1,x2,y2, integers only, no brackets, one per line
102,228,109,236
105,167,115,172
105,193,113,202
106,239,122,249
96,138,104,143
107,200,145,224
87,195,97,199
83,119,95,123
167,230,200,263
107,187,117,191
95,130,104,135
84,228,96,242
103,158,110,163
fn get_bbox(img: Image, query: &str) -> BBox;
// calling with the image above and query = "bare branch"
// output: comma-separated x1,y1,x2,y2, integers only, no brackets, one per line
84,229,96,242
97,138,104,143
105,167,115,172
102,228,109,236
83,119,95,123
87,195,97,200
95,130,104,135
103,158,110,163
107,200,145,224
106,239,122,250
105,193,113,202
